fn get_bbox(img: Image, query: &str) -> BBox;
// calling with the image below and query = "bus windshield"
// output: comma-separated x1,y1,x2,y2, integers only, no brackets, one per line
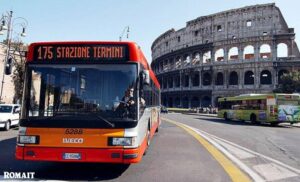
26,64,138,124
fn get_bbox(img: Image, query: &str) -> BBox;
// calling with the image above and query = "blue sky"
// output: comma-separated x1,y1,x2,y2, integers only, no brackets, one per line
0,0,299,63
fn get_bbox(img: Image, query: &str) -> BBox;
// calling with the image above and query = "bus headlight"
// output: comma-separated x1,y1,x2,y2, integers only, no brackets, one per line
109,137,136,146
18,136,39,144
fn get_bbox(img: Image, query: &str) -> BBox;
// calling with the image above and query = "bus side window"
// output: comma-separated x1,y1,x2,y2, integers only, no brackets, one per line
259,99,266,110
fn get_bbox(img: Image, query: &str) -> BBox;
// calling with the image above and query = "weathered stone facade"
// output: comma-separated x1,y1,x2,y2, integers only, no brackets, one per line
151,3,300,108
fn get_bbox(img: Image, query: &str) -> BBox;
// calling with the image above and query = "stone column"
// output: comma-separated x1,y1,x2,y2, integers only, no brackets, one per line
238,46,244,61
255,44,260,61
224,47,228,62
200,71,203,88
272,42,277,61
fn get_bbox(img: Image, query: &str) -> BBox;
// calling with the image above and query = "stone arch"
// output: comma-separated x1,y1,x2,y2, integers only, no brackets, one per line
228,47,238,61
215,72,224,85
182,97,189,108
203,51,211,63
192,72,200,86
175,97,181,107
191,96,200,108
244,71,254,85
260,44,271,58
229,71,239,85
175,74,180,87
175,56,182,69
168,76,173,88
201,96,211,107
162,97,167,106
192,52,201,65
260,70,272,85
277,43,288,57
202,72,212,86
215,48,224,62
278,69,289,84
168,97,173,107
163,59,169,71
184,75,189,87
243,45,254,60
183,54,191,66
163,77,167,89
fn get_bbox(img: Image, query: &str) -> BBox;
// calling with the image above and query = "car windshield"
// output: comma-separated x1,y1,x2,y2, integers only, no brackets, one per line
26,64,138,122
0,105,12,113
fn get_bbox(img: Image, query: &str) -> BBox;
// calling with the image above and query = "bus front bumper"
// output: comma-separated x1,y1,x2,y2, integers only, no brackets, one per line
15,146,143,163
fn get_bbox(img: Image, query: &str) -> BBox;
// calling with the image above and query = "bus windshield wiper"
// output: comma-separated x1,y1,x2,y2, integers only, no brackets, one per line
92,113,115,128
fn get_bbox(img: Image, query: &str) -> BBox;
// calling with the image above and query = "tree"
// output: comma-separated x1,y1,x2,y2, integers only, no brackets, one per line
9,41,27,104
274,71,300,93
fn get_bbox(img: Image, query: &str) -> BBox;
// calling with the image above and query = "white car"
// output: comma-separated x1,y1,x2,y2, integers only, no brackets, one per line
0,104,21,131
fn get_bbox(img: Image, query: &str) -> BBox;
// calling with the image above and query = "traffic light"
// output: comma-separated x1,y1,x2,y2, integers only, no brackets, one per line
4,57,12,75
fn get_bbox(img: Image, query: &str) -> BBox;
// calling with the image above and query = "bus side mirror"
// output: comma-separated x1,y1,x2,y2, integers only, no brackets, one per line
14,107,20,114
141,70,150,85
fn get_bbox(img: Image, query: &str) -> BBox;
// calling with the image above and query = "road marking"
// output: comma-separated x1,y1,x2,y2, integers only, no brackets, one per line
163,118,251,182
253,163,298,181
192,126,300,175
182,123,264,182
217,141,255,159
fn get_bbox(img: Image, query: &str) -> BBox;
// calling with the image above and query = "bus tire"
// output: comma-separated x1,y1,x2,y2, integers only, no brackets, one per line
144,124,151,156
250,114,257,124
5,120,11,131
270,122,279,127
224,113,229,121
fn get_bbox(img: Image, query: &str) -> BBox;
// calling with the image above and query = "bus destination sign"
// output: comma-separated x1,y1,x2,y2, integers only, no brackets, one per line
33,44,128,63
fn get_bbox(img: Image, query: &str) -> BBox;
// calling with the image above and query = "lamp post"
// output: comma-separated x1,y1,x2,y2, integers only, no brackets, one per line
0,11,28,103
119,26,130,41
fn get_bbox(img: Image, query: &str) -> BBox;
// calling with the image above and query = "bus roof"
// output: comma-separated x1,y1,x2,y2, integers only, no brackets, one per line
26,41,160,89
218,93,300,102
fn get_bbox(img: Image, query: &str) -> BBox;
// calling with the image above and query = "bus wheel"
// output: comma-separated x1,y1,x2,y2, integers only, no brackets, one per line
144,126,151,156
270,122,279,127
4,121,11,131
224,113,229,121
250,114,257,124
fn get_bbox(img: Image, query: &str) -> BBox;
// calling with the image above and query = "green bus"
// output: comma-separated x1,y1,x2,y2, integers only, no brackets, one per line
217,93,300,126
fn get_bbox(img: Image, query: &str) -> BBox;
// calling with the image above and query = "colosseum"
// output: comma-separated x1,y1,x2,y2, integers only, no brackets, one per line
151,3,300,108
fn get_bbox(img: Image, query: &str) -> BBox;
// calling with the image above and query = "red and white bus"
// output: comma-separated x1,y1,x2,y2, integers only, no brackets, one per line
15,41,161,163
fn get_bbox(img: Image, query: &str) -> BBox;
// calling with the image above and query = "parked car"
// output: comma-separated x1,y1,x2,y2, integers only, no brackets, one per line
0,104,21,131
161,105,168,114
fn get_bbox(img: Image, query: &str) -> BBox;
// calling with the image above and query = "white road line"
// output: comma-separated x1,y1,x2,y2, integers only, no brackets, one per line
253,163,298,181
215,140,255,159
192,127,300,175
181,123,265,182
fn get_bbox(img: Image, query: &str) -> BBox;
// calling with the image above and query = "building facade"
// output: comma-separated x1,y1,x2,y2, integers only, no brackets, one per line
151,3,300,108
0,43,15,104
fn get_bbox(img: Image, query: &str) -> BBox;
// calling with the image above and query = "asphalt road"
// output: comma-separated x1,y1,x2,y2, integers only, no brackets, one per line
0,119,230,182
163,113,300,182
1,113,300,181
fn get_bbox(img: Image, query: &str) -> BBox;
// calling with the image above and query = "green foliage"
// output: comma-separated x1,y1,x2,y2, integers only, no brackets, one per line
10,41,26,104
274,72,300,93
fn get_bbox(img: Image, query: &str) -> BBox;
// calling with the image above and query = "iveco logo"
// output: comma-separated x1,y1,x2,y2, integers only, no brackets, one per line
62,138,84,143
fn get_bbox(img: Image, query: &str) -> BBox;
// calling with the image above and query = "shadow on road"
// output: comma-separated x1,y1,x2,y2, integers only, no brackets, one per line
0,137,129,181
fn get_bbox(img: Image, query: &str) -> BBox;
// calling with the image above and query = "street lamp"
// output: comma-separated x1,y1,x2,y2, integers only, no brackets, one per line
0,11,28,103
119,26,130,41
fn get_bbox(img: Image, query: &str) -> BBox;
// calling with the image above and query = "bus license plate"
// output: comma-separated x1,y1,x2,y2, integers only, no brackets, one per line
63,153,81,160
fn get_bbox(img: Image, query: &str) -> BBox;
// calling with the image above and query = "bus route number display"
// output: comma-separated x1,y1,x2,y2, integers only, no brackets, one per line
34,45,128,62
